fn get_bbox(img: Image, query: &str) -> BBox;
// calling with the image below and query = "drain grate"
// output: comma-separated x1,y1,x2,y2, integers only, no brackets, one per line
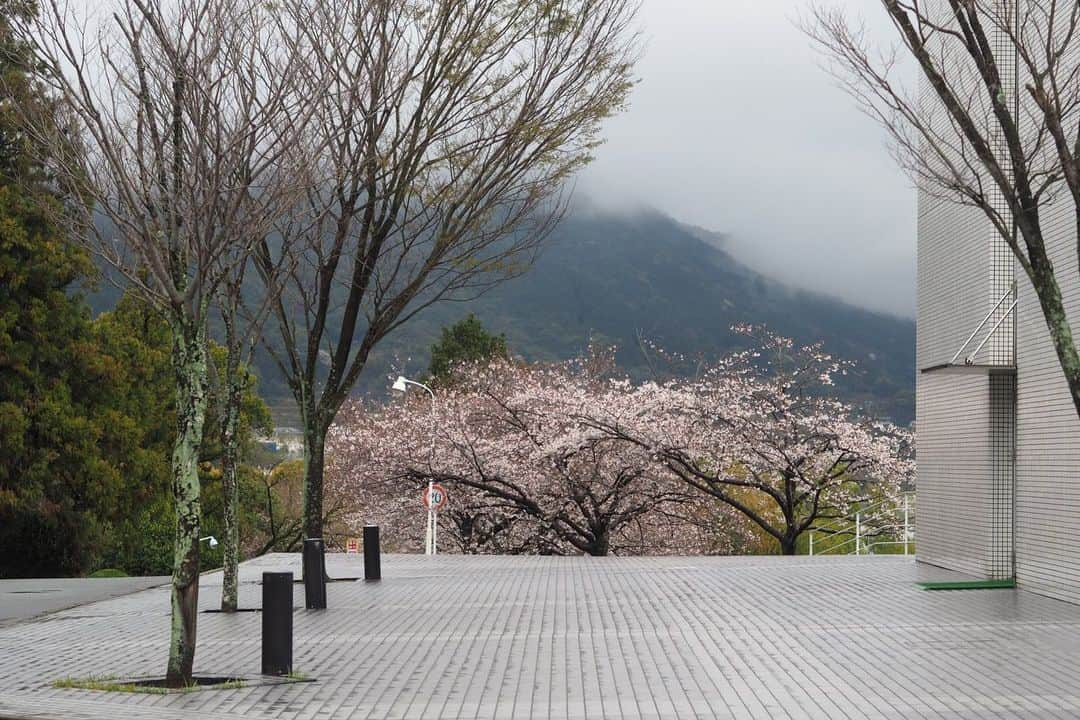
7,590,61,594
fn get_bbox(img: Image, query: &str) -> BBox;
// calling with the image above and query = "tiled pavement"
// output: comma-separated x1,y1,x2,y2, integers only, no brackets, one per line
2,554,1080,719
0,577,170,627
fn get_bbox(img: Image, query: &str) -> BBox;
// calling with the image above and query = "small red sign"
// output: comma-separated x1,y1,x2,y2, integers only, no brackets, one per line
345,538,360,553
423,483,449,511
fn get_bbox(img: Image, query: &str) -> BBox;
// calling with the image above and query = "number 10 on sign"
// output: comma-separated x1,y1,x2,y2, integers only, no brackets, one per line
423,481,448,555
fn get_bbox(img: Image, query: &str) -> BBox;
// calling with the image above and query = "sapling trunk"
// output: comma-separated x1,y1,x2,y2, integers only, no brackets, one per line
219,321,243,612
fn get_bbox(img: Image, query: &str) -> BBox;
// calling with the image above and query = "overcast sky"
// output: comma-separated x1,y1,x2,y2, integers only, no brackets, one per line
579,0,916,318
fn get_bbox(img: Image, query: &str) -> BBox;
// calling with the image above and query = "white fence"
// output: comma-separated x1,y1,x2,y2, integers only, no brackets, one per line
809,493,915,556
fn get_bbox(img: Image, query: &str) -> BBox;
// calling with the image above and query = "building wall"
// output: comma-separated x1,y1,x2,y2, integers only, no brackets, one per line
915,194,995,370
915,0,1080,600
999,4,1080,604
915,182,1016,575
1013,159,1080,604
914,0,1016,579
914,0,1015,374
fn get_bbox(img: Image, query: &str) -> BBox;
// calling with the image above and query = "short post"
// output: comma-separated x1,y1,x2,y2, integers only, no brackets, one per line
303,537,327,610
855,513,861,556
261,572,293,676
809,531,814,556
903,495,910,556
363,525,381,581
424,479,434,555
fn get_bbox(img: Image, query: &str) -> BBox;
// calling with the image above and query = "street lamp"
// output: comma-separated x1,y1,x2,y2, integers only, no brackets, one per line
391,375,438,555
393,375,434,401
200,535,219,549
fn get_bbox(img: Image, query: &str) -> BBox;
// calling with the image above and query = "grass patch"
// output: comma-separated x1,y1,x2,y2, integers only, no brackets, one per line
53,675,245,694
88,568,128,578
918,579,1015,591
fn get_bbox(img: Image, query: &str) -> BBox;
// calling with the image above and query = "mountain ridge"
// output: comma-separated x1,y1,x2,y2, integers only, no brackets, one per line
86,205,916,424
329,206,915,423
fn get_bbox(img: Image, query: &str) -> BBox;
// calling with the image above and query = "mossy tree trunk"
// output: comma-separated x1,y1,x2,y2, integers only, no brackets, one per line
1026,244,1080,421
165,316,209,687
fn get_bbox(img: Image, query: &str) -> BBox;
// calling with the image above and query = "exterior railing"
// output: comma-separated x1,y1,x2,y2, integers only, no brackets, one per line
809,493,914,556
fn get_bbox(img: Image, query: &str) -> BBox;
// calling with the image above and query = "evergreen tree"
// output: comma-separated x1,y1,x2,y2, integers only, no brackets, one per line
0,0,117,576
428,315,509,384
91,294,273,576
0,3,276,577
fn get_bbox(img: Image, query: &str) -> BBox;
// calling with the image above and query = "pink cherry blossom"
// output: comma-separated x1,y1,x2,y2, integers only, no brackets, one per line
327,328,912,556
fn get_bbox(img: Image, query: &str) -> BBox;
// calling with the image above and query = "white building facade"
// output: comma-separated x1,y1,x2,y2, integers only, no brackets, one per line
916,3,1080,603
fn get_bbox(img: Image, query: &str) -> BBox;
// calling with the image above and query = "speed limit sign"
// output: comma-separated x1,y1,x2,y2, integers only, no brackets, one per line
423,483,449,511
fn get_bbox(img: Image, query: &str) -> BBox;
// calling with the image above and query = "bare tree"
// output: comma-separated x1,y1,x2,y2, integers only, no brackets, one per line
806,1,1080,417
214,209,309,611
14,0,312,684
260,0,642,543
214,244,292,612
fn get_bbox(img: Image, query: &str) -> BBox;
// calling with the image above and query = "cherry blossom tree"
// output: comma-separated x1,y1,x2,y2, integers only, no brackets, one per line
329,333,911,557
328,354,725,556
584,327,912,555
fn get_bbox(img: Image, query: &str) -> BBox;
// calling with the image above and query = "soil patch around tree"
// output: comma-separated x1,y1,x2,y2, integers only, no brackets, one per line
52,673,313,694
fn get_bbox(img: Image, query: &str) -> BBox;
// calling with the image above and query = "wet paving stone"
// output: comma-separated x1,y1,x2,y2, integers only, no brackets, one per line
1,554,1079,719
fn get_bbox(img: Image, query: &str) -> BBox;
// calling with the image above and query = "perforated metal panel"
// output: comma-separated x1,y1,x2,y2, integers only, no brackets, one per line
989,373,1015,577
917,371,1014,579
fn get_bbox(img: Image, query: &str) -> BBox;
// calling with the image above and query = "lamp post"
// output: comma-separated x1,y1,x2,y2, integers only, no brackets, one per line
391,376,438,555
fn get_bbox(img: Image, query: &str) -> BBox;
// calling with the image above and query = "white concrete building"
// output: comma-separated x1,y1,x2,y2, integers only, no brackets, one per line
916,4,1080,603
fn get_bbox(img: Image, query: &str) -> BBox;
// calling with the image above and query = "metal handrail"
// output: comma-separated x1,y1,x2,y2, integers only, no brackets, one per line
965,299,1017,365
950,284,1014,365
813,494,914,533
809,495,913,556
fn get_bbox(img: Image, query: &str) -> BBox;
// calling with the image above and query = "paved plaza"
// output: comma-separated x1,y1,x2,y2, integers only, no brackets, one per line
2,554,1080,719
0,577,170,628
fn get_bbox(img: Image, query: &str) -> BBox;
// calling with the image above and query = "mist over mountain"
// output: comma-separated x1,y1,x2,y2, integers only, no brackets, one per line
291,206,913,424
87,206,915,425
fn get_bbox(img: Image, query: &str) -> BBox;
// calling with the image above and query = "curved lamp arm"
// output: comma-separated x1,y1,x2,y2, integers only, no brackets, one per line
392,376,435,403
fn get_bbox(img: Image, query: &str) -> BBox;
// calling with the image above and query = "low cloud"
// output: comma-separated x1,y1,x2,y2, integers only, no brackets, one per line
581,0,916,317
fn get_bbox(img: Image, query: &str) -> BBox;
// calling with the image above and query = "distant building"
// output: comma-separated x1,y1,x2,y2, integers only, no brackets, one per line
916,5,1080,603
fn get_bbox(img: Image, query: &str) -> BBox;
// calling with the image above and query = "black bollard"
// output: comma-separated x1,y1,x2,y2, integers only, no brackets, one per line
363,525,381,581
303,537,327,609
261,572,293,676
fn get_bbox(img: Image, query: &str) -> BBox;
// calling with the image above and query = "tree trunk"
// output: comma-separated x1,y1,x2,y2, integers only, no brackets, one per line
588,532,610,557
779,532,798,556
219,338,243,612
1029,257,1080,422
165,318,209,687
302,423,326,540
